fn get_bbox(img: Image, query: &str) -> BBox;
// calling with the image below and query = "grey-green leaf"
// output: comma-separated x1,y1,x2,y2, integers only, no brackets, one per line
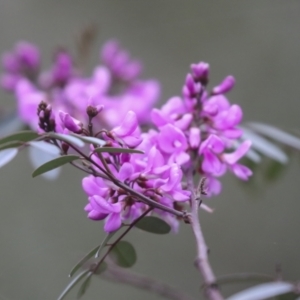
95,232,116,258
93,147,144,154
77,272,93,298
109,241,137,268
77,262,107,298
0,141,23,151
32,154,80,178
248,122,300,150
264,160,287,181
46,133,85,148
227,282,294,300
0,148,18,168
135,216,171,234
69,245,99,277
57,269,90,300
0,130,39,145
72,134,106,146
241,127,288,163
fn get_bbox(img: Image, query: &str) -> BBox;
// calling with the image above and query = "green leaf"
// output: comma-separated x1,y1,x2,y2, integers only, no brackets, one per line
249,122,300,150
264,160,286,182
135,216,171,234
109,241,137,268
32,154,80,178
0,148,18,168
71,134,105,146
95,232,116,258
227,282,294,300
77,272,93,298
46,133,85,148
57,269,90,300
77,262,107,298
277,292,299,300
242,127,288,164
93,147,144,154
94,261,107,275
0,141,23,151
69,245,99,277
0,130,39,145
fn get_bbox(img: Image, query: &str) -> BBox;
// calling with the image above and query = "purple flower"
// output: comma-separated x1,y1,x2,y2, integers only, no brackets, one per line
15,41,40,70
190,62,209,84
222,140,252,180
212,75,235,95
59,111,83,133
157,124,189,165
101,39,142,81
199,134,226,176
109,111,142,147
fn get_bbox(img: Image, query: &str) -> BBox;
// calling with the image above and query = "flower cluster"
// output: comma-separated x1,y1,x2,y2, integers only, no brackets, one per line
1,40,252,233
1,40,160,130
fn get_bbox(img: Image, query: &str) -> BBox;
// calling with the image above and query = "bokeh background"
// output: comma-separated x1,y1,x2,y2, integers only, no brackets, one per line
0,1,300,299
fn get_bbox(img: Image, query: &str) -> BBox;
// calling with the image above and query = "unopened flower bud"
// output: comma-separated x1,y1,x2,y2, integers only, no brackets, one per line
212,75,235,95
189,127,201,149
15,41,40,70
39,110,45,120
61,142,69,154
59,111,83,133
183,74,201,98
86,104,103,118
191,62,209,85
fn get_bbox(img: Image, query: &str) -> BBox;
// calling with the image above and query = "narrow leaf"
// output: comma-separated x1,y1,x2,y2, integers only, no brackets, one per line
69,245,99,277
28,144,61,180
72,134,106,146
248,122,300,150
277,292,299,300
77,262,107,299
94,147,144,154
135,216,171,234
47,133,85,148
29,141,61,155
264,160,287,181
245,148,261,163
0,148,18,168
57,269,90,300
0,130,39,145
0,110,24,137
227,282,294,300
241,128,288,163
77,272,93,298
95,232,116,258
109,241,137,268
32,155,79,178
0,141,23,151
94,261,107,275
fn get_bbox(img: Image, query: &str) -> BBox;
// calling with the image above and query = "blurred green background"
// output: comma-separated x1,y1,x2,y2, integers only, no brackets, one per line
0,1,300,299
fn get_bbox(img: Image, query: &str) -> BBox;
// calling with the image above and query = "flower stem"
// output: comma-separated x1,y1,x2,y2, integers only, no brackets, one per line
187,172,224,300
102,258,197,300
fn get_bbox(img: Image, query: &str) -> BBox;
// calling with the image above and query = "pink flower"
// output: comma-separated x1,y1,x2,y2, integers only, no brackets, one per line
212,75,235,95
59,111,83,133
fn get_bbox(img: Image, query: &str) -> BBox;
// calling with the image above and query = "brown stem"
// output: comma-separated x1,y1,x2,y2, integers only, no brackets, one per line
93,207,153,273
67,142,185,219
187,172,224,300
101,259,197,300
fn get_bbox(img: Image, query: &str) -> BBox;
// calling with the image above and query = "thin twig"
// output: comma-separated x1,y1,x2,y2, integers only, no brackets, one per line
101,259,197,300
93,207,153,273
115,181,186,218
187,171,224,300
67,141,186,218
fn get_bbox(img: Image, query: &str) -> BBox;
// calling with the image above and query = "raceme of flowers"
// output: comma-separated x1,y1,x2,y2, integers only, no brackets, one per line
1,40,252,233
